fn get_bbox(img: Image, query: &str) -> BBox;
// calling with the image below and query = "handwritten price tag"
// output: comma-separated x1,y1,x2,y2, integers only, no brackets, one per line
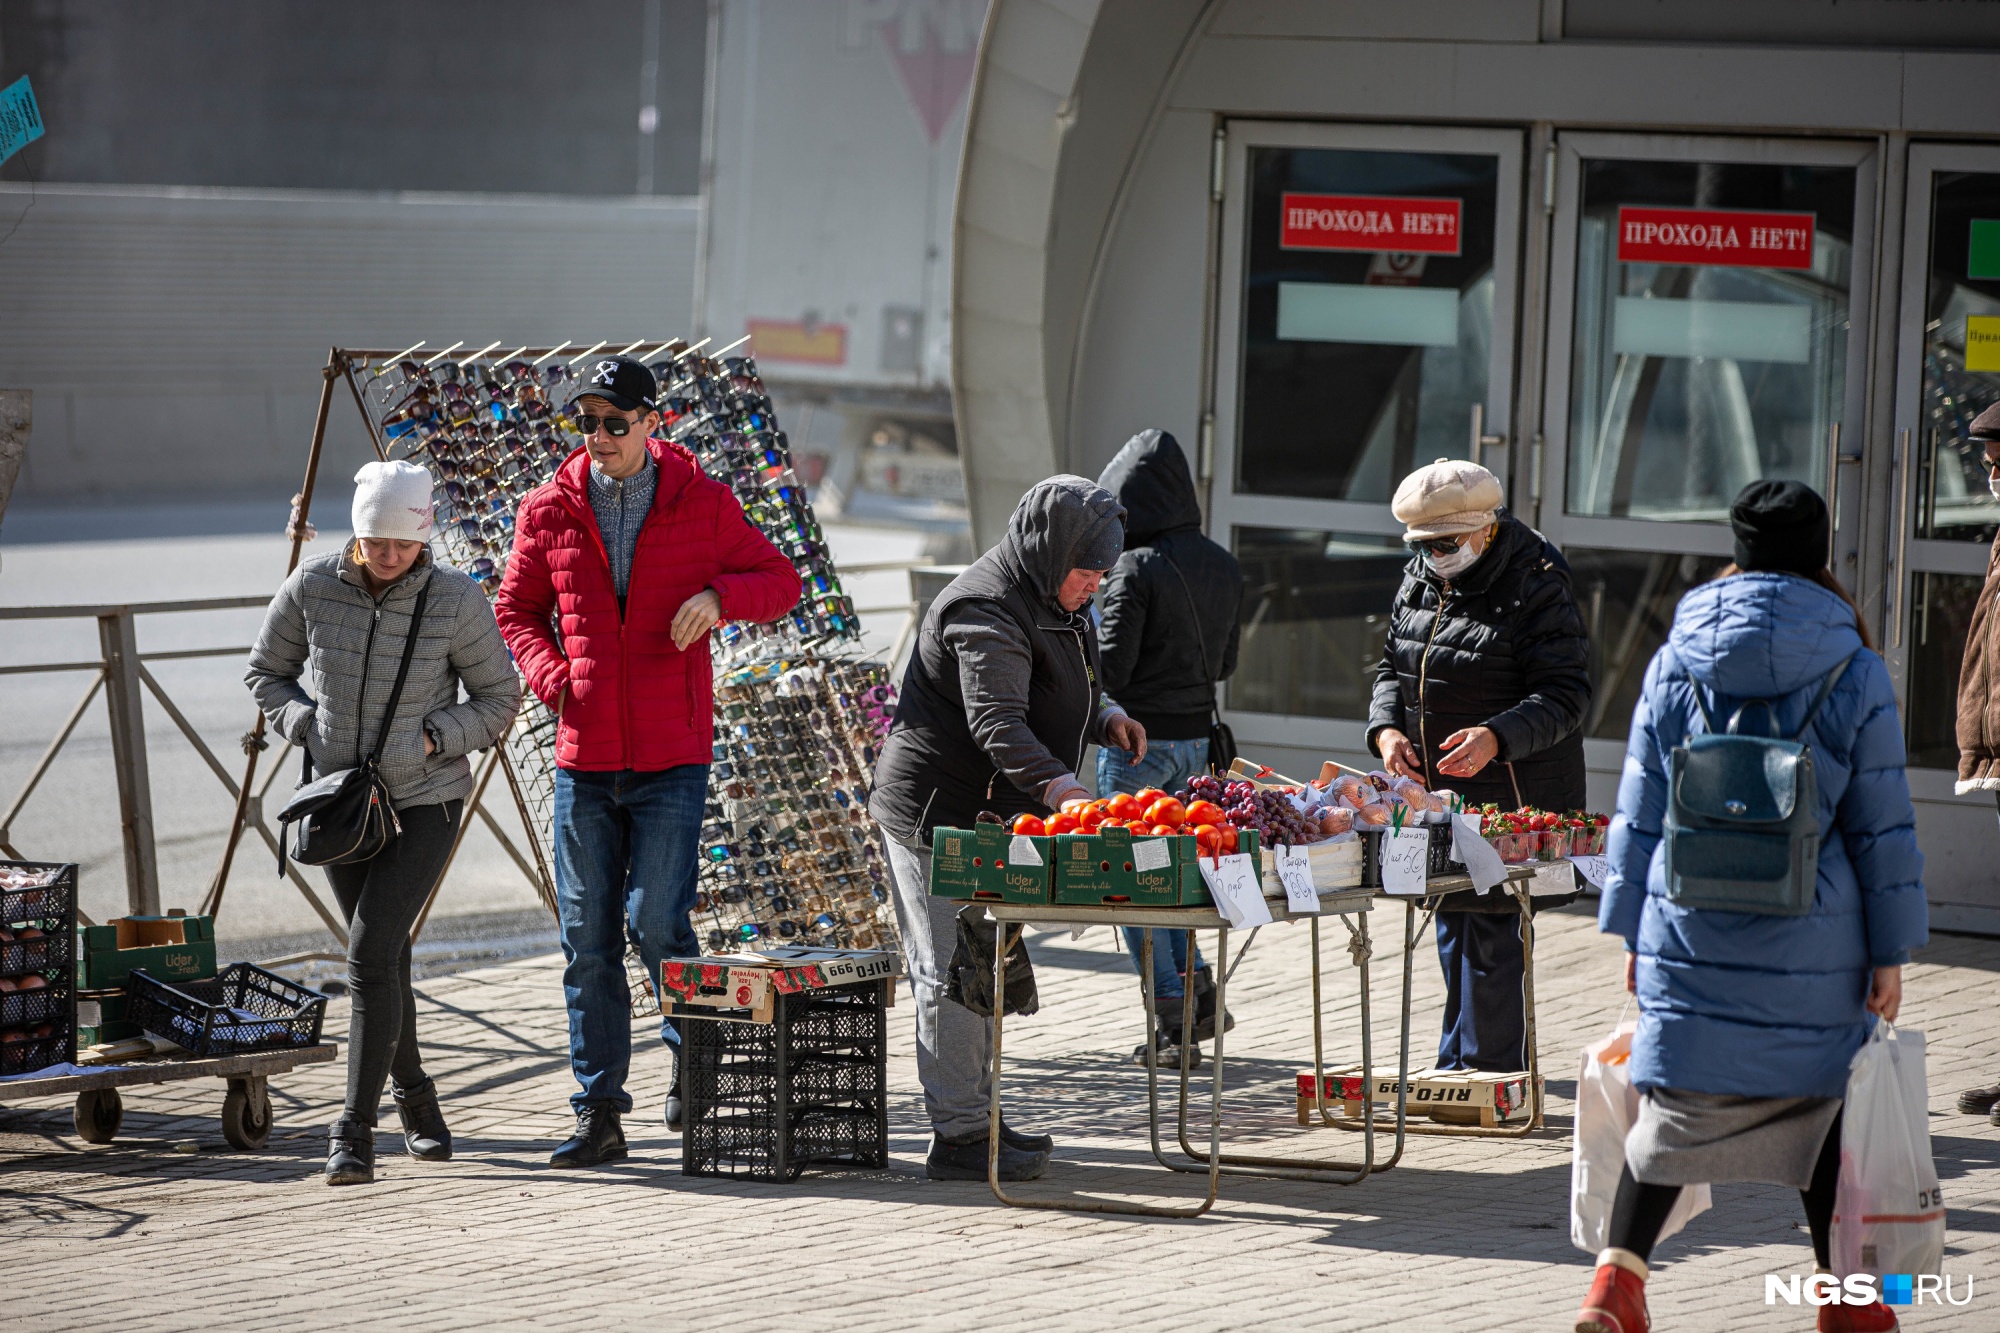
1380,826,1430,895
1275,844,1318,914
1199,853,1271,928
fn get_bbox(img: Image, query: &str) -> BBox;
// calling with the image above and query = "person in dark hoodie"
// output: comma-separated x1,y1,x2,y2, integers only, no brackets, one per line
1369,459,1590,1074
1095,429,1243,1068
870,475,1147,1182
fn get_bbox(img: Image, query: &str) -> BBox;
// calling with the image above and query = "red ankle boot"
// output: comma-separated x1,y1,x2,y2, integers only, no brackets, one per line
1576,1253,1649,1333
1817,1298,1898,1332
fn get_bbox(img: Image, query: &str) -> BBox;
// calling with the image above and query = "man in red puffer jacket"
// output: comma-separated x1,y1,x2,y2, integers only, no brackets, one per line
496,356,799,1167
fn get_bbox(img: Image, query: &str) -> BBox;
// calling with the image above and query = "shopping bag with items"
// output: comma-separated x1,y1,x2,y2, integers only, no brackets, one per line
1833,1021,1945,1277
1571,1022,1712,1252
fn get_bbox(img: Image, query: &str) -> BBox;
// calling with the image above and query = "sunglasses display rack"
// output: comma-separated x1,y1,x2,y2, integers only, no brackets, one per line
359,341,899,969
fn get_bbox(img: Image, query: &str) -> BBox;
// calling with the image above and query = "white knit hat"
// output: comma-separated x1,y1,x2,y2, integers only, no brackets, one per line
1392,458,1504,540
351,460,435,542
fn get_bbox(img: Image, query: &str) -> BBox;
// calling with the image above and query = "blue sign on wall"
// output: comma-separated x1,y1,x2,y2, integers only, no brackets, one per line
0,76,45,165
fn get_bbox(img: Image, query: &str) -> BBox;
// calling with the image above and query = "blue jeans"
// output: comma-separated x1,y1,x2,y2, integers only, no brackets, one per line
1097,737,1209,1001
553,765,708,1112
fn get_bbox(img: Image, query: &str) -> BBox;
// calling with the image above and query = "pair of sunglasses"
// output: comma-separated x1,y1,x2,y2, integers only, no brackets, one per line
576,413,643,437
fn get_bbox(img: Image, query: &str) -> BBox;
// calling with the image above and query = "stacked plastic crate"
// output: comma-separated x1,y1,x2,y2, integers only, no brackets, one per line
0,862,77,1075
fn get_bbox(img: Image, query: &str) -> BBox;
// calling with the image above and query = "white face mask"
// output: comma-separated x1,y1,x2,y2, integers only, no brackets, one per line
1424,535,1483,579
1988,474,2000,500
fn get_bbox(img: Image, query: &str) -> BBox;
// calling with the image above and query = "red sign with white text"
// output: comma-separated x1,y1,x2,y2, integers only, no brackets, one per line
1281,193,1463,255
1616,206,1816,270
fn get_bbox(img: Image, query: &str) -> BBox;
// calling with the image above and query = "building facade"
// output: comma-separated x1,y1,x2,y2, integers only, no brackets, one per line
952,0,2000,931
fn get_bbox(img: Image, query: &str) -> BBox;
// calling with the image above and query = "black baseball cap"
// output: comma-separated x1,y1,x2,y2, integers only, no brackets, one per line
567,356,659,414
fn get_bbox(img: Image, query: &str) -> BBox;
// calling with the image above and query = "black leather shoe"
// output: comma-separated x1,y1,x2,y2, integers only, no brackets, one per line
999,1118,1052,1154
550,1105,627,1167
1190,965,1235,1044
1959,1082,2000,1115
1130,1025,1203,1071
326,1118,375,1186
392,1076,452,1161
926,1131,1047,1182
664,1078,684,1132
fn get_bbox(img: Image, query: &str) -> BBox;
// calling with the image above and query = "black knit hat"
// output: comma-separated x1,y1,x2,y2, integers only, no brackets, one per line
1731,479,1828,577
1969,401,2000,441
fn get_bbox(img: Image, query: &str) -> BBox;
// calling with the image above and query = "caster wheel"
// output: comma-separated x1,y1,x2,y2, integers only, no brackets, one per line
74,1087,123,1143
221,1079,272,1150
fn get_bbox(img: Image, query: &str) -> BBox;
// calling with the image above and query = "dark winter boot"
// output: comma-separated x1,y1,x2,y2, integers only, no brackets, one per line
325,1118,376,1186
1130,994,1201,1070
392,1076,452,1161
1190,965,1235,1044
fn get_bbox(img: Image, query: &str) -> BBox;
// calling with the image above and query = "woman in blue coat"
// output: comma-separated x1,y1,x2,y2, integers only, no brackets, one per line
1576,482,1927,1333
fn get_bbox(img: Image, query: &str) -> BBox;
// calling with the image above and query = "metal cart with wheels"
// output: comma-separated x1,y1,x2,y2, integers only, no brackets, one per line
3,1043,336,1150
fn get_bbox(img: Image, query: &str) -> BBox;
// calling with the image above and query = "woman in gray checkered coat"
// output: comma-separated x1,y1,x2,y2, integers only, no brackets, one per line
247,461,519,1186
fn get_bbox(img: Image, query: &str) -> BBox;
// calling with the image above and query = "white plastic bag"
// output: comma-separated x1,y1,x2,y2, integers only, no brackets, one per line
1833,1021,1945,1278
1571,1022,1712,1252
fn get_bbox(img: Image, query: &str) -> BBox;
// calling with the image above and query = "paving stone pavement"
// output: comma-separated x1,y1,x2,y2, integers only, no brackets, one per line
1,901,1994,1331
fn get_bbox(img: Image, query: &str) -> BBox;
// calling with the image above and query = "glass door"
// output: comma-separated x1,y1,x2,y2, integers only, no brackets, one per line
1540,133,1877,746
1890,145,2000,769
1210,122,1524,759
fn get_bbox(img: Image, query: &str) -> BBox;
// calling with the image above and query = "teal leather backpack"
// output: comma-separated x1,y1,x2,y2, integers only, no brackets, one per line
1662,653,1856,917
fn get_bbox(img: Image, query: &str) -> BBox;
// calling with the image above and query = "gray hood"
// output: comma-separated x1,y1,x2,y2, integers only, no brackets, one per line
993,475,1126,608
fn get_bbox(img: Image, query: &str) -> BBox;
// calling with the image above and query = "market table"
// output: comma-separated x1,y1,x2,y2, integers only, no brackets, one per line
981,889,1382,1219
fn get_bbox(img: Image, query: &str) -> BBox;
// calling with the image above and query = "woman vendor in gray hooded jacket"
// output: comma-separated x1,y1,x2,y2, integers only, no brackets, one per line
246,460,520,1187
871,475,1148,1182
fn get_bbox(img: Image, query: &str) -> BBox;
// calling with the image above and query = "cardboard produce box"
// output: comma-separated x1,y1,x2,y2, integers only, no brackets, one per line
77,913,216,991
661,947,902,1023
1296,1066,1535,1128
927,826,1054,904
1054,827,1260,907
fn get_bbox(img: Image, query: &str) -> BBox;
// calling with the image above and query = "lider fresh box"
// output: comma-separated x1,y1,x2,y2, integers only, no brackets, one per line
77,913,216,990
927,825,1055,904
1053,827,1261,907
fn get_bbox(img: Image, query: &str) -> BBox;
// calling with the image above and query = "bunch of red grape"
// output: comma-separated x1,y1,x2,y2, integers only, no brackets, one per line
1178,776,1324,845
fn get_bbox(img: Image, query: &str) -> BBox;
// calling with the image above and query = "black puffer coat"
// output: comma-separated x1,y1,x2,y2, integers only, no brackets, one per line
1096,430,1243,739
1366,513,1590,812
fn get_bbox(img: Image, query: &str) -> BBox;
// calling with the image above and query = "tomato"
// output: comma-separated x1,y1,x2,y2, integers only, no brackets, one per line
1045,812,1080,836
1105,792,1143,822
1143,797,1187,828
1134,788,1168,808
1193,823,1223,853
1220,826,1239,854
1149,823,1177,837
1078,807,1107,833
1060,797,1092,815
1012,813,1046,837
1184,800,1226,827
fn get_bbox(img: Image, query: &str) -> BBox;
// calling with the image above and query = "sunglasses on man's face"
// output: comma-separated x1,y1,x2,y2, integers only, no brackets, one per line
578,413,640,437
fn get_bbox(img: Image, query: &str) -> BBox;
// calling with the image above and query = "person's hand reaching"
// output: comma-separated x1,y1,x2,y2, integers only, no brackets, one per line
1375,729,1423,782
1104,713,1148,764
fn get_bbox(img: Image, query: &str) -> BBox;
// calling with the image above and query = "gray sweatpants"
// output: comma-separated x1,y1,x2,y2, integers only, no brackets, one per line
884,837,994,1140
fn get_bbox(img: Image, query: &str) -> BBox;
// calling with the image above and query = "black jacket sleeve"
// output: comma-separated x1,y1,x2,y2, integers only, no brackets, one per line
1483,564,1591,763
1218,574,1243,681
1366,577,1412,754
1095,555,1147,704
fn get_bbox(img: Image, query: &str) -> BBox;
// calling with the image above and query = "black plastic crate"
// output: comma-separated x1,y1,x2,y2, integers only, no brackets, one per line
124,962,327,1056
1427,821,1463,877
0,861,75,928
0,1027,71,1076
683,979,888,1182
0,927,72,979
0,974,71,1030
1357,829,1383,888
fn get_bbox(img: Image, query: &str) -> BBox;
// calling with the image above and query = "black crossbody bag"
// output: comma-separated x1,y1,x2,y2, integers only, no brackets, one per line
275,584,429,874
1158,552,1237,775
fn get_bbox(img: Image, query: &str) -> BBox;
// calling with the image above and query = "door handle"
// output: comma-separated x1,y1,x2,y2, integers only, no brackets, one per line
1892,426,1912,650
1470,403,1505,467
